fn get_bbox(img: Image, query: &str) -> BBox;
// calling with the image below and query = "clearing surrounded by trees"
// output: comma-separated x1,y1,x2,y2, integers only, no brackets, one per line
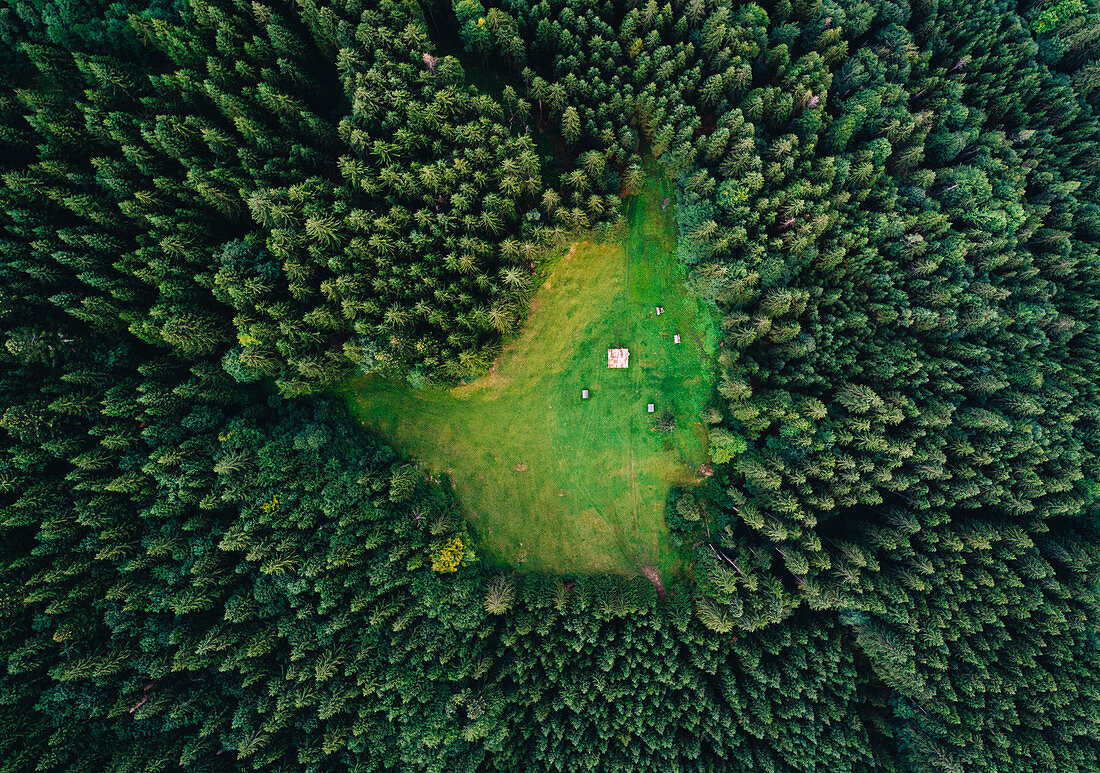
342,171,718,575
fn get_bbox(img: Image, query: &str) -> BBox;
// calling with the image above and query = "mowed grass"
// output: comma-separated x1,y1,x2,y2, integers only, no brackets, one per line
341,171,718,576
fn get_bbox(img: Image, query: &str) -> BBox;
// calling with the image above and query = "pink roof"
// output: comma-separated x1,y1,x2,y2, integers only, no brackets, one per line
607,348,629,368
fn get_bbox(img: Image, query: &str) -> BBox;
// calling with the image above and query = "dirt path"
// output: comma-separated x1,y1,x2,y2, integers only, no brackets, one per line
641,565,667,600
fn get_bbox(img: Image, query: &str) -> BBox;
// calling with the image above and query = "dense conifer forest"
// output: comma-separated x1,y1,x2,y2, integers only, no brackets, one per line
2,0,1099,770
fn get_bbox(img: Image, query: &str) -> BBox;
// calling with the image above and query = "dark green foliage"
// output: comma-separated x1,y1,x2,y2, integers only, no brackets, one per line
2,0,1099,770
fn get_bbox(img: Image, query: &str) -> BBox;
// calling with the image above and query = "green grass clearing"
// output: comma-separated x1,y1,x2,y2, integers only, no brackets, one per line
341,171,718,577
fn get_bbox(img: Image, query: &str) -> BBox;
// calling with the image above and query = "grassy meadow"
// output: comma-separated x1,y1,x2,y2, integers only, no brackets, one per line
341,172,718,576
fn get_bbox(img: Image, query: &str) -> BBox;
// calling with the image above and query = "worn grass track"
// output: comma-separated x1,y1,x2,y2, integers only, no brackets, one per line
340,171,718,576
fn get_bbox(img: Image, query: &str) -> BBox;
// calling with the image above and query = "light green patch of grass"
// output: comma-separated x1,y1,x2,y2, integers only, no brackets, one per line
340,170,718,577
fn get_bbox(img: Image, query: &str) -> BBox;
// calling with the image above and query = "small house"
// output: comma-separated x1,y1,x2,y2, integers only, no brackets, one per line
608,348,630,368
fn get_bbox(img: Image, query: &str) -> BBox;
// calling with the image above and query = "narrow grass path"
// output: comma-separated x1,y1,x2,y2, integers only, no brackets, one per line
341,171,718,576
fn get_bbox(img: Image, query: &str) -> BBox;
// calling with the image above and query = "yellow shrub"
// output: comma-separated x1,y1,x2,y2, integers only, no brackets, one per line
431,536,465,573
